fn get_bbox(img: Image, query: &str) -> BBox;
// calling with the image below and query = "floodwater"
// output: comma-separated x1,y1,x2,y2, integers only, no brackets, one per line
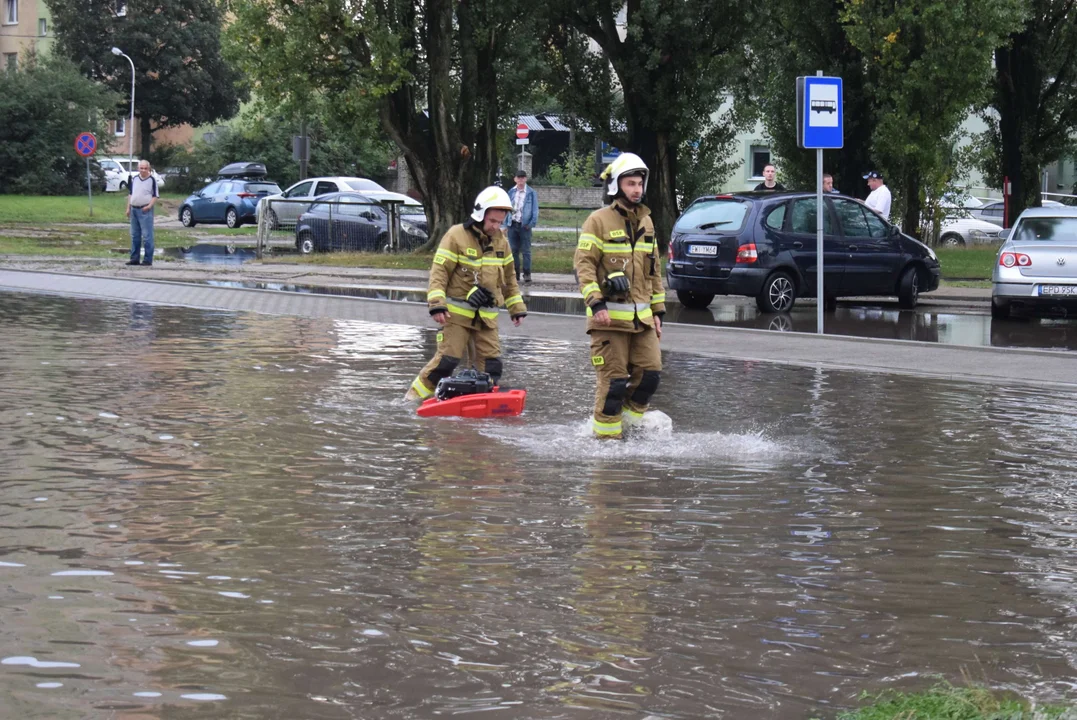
1,291,1076,719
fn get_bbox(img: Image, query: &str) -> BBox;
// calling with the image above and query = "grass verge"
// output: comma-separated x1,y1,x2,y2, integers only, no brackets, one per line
0,194,189,224
262,246,579,273
828,683,1073,719
0,226,199,257
936,245,998,281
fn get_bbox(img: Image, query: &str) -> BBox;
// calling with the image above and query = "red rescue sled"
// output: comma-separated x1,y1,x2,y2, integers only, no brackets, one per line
416,388,527,418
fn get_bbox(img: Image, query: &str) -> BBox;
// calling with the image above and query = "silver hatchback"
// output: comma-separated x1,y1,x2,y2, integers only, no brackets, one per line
992,207,1077,319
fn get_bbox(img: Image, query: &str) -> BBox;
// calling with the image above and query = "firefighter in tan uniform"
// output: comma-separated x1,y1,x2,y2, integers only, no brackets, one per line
573,153,666,439
406,186,528,401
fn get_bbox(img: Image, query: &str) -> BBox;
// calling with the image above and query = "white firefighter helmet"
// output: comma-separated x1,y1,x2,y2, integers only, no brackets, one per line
470,185,513,222
601,152,649,196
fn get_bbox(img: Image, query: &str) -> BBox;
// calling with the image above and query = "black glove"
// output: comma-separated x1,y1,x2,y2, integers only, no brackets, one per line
466,285,494,309
605,271,630,295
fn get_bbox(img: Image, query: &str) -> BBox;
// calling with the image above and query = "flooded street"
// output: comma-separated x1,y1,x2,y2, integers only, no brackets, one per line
1,291,1076,719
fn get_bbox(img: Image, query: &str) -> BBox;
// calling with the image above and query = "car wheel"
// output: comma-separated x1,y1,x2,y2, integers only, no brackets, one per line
119,181,127,191
267,209,279,231
297,232,315,255
991,298,1010,320
225,207,241,229
940,233,965,247
378,231,391,253
897,266,920,309
676,290,714,310
180,206,196,228
756,271,796,313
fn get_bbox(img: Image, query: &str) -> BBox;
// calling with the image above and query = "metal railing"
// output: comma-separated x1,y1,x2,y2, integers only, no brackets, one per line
255,197,426,258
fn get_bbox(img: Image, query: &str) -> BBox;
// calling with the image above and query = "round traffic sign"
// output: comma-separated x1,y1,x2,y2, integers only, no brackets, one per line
515,123,529,140
74,132,97,157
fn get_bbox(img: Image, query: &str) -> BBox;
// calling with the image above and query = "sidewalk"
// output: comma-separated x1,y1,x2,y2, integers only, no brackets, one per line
0,254,992,307
1,268,1070,391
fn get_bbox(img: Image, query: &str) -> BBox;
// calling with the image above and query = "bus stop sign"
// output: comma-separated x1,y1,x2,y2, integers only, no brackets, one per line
796,76,843,149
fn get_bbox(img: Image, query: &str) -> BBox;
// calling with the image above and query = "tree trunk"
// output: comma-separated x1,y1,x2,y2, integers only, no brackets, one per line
902,172,922,240
996,34,1044,224
634,127,678,256
139,115,152,160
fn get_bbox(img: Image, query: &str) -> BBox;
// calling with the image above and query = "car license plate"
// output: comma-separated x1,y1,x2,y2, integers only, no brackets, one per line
688,244,717,256
1039,284,1077,296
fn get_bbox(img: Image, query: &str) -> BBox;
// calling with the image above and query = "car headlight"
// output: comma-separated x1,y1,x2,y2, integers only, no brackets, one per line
969,229,989,238
401,221,427,238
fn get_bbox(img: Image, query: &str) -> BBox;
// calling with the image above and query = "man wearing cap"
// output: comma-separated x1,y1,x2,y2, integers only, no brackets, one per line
864,171,891,218
503,170,539,284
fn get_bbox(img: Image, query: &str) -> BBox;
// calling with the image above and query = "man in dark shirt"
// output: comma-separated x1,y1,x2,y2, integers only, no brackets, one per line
754,164,786,192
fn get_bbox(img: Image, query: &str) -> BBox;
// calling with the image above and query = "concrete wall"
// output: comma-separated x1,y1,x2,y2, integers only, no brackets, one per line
533,185,603,208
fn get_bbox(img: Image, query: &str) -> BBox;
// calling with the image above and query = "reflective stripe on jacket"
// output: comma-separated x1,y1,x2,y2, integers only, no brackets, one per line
427,222,527,329
573,199,666,333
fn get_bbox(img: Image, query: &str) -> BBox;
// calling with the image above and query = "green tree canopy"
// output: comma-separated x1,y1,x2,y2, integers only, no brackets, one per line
0,52,119,194
227,0,547,249
842,0,1025,233
46,0,248,158
543,0,755,245
982,0,1077,219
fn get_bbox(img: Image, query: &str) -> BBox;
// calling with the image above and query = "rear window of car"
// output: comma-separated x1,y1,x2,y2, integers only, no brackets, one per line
244,183,282,194
344,179,386,192
1012,217,1077,242
674,199,751,233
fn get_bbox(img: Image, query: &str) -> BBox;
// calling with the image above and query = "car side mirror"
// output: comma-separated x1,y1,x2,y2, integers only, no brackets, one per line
361,212,376,221
999,227,1012,240
888,225,900,238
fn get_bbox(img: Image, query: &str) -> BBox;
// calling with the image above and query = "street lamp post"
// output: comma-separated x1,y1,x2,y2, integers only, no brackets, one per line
111,47,135,172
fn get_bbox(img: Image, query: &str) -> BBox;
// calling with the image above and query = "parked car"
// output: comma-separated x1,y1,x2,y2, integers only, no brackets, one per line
667,191,941,312
991,207,1077,319
257,176,392,230
179,178,283,228
294,192,428,254
972,199,1067,227
937,216,1005,246
98,157,165,192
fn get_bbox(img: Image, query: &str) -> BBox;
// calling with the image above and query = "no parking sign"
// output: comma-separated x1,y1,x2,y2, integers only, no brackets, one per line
75,132,98,157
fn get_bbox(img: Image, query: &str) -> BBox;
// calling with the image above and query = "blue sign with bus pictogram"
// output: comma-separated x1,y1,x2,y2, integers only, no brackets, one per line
74,132,98,157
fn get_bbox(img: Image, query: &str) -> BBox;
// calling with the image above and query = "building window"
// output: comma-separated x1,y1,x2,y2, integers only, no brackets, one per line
39,18,47,35
3,53,16,72
750,145,771,180
115,0,127,17
4,0,17,24
115,117,126,136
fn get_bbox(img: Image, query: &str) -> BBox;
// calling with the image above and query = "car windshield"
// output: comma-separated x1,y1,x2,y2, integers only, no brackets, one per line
674,199,751,233
245,183,282,194
344,179,386,192
1012,217,1077,242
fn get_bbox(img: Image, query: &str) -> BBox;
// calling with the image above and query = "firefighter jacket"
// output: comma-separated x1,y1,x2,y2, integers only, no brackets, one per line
426,222,527,330
573,199,666,333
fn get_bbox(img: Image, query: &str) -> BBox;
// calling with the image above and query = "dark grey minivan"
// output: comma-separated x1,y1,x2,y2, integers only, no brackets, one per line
666,191,941,312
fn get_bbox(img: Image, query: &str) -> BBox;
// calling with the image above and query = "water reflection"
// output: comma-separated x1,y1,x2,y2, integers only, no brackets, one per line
1,290,1076,718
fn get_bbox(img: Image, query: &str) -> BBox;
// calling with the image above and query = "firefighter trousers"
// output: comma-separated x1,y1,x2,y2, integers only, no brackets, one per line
589,327,661,439
410,322,502,400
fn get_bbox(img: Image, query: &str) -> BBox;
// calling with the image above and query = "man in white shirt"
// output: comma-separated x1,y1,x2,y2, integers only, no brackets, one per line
125,160,159,266
863,170,891,219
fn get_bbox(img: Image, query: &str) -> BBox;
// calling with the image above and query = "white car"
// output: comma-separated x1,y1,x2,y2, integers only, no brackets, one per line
258,176,390,229
98,157,165,192
991,207,1077,319
938,216,1005,246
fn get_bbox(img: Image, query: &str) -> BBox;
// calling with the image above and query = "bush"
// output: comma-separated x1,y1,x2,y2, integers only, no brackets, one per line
0,52,118,195
544,153,593,188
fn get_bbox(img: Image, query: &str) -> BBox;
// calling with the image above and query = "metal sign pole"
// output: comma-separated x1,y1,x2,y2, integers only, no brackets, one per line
86,157,93,217
816,147,823,334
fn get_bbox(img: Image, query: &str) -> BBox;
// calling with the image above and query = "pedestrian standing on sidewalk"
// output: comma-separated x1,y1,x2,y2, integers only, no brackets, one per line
504,170,538,284
863,170,892,219
125,160,158,266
